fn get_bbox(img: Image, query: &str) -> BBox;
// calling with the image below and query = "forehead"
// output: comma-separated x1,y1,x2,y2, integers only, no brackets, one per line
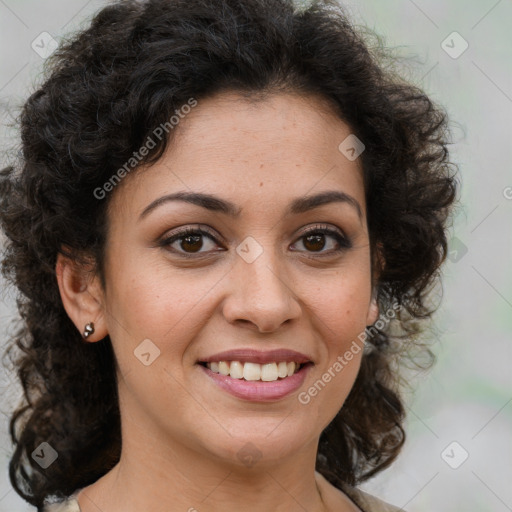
110,91,366,220
171,90,351,158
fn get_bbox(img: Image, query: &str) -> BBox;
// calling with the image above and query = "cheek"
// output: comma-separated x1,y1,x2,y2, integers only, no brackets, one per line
304,272,370,406
103,258,221,361
311,273,372,348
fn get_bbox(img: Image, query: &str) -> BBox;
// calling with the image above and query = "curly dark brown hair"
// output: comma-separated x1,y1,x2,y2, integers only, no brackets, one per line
0,0,458,509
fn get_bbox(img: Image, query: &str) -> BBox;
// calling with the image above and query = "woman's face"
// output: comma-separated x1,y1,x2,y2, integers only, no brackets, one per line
99,91,379,468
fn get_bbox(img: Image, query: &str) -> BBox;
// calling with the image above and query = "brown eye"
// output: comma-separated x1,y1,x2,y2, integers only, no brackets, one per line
159,226,222,257
291,226,352,256
303,233,327,252
180,233,204,253
159,224,351,259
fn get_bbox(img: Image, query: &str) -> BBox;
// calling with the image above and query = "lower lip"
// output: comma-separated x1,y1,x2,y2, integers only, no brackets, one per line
199,364,312,402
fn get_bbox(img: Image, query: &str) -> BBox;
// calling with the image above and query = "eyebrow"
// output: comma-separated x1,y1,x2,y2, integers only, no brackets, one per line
138,190,363,222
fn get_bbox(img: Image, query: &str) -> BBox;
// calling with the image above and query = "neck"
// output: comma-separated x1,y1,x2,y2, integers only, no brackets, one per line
77,405,333,512
78,439,329,512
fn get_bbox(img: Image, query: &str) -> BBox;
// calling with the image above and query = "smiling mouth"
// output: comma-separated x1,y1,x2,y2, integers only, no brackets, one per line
198,361,310,382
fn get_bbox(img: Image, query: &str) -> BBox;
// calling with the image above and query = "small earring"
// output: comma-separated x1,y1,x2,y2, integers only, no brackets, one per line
83,322,95,339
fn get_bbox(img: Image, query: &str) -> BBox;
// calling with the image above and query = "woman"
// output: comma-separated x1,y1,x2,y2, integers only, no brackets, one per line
0,0,458,510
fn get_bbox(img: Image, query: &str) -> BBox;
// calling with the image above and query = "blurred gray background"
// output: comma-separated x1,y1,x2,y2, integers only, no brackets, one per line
1,0,511,511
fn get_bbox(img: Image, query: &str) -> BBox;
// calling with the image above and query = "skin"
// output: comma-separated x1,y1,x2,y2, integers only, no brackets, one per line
57,91,381,512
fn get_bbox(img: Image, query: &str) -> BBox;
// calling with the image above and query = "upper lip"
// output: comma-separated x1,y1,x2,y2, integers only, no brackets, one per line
198,349,313,365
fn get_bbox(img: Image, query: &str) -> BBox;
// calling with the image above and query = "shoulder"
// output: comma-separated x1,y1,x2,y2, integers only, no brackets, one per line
315,471,404,512
342,485,405,512
41,491,81,512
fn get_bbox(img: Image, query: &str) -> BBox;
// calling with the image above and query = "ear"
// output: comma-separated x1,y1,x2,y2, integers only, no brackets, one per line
366,287,380,326
366,241,385,326
55,249,108,342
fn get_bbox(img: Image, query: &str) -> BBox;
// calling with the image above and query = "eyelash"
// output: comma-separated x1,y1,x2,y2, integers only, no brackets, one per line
158,223,352,259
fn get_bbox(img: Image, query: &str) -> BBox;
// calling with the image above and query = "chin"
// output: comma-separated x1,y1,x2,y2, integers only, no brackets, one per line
197,419,317,468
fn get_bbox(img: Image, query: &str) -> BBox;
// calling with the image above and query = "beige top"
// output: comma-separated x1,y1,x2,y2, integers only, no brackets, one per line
42,486,403,511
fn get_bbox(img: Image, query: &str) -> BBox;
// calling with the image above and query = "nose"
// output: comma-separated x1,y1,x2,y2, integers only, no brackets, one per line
222,245,302,334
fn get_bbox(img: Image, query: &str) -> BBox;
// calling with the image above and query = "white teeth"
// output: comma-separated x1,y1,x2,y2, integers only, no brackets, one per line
205,361,302,381
261,363,278,381
277,361,288,378
229,361,244,379
243,362,261,381
218,361,230,376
